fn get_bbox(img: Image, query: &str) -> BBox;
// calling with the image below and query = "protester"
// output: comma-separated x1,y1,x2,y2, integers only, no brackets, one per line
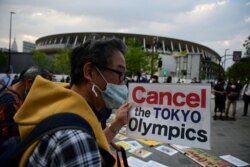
0,68,14,92
14,38,132,166
150,75,159,83
225,81,239,120
0,66,52,152
11,74,19,85
65,76,70,83
135,72,148,83
213,79,226,120
241,81,250,116
165,76,172,83
191,77,199,83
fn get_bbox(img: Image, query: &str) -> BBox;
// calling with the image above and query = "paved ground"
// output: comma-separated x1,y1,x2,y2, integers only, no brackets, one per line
206,99,250,165
112,98,250,167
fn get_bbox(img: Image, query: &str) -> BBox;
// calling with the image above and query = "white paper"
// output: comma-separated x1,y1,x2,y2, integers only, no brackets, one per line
220,155,249,167
119,127,127,134
126,140,143,150
127,156,147,167
115,133,128,140
155,145,178,156
143,160,168,167
171,144,190,150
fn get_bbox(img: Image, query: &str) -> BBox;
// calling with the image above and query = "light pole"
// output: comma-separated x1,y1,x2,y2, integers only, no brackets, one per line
8,11,15,68
223,48,229,70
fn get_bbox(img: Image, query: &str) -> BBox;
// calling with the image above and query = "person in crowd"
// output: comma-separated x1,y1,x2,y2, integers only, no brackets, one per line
14,38,132,166
225,81,239,120
0,66,52,152
125,73,134,87
165,76,172,83
150,75,159,83
213,78,226,120
191,77,198,83
60,76,65,82
236,80,243,94
241,81,250,116
11,74,19,85
0,68,14,92
65,76,70,83
135,72,148,83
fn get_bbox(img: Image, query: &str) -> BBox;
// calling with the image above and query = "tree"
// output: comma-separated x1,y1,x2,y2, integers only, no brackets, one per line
125,38,149,75
0,50,7,69
51,48,71,74
32,51,50,69
227,57,250,81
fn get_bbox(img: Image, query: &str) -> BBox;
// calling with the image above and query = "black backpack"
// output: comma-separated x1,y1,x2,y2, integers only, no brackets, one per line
0,113,116,167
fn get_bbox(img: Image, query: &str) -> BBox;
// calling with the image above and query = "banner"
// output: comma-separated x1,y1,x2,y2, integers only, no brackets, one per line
127,83,211,149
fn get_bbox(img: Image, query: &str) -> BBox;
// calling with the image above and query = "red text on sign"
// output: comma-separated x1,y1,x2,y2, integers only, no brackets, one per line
132,86,206,108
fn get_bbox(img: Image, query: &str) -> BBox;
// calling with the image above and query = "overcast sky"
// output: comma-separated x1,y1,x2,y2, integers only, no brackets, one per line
0,0,249,68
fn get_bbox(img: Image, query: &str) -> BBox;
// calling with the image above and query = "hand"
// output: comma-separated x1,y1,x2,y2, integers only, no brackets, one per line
113,103,132,128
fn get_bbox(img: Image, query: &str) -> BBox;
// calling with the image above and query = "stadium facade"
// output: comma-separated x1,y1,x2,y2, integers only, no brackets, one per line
36,32,222,82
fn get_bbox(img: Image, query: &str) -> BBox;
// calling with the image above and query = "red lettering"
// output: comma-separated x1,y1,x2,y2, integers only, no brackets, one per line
131,86,207,108
132,86,145,103
186,93,200,107
173,92,185,107
201,89,206,108
159,92,172,105
147,91,158,104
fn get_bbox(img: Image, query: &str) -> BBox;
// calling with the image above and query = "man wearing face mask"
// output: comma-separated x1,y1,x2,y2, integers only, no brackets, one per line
14,38,132,167
0,66,51,153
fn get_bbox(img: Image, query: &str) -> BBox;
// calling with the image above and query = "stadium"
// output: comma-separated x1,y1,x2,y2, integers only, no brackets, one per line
35,32,222,82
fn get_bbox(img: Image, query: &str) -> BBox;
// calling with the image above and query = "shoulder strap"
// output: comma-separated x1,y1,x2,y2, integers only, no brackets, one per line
16,113,95,155
10,113,115,167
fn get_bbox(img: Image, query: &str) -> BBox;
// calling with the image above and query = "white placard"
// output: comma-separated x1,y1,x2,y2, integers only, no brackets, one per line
127,83,211,149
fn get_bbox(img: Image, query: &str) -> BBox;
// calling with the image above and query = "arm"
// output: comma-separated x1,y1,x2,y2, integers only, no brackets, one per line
104,103,132,143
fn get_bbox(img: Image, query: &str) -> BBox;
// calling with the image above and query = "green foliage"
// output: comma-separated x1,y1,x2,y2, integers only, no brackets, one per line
32,51,50,68
51,48,71,74
125,38,149,75
227,57,250,81
32,49,71,74
243,35,250,57
179,51,187,56
0,51,7,68
148,51,159,76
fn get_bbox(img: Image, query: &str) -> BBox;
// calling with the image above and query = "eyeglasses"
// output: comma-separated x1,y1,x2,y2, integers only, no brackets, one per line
99,66,126,81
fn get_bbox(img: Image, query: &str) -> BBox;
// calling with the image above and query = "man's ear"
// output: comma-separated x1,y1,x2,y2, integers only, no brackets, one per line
83,62,94,82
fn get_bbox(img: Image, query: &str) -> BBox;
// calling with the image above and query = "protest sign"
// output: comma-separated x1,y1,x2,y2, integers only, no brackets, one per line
127,83,211,149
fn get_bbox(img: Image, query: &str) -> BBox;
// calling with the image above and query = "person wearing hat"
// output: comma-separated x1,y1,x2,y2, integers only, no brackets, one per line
0,66,51,151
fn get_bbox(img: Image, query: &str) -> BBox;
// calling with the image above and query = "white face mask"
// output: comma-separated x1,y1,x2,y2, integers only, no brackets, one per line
92,68,128,109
